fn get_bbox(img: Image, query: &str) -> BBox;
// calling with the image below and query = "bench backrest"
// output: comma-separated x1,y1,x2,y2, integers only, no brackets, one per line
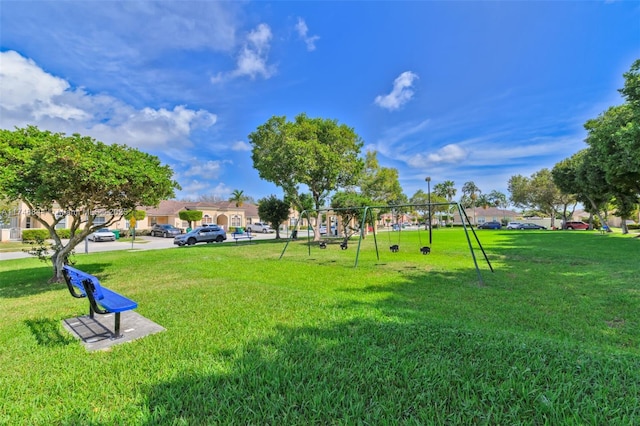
62,265,104,300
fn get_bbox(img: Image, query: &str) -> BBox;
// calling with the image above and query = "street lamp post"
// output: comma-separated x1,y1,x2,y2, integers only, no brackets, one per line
425,176,432,245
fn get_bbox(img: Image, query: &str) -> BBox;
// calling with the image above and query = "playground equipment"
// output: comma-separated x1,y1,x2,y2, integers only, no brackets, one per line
280,202,493,284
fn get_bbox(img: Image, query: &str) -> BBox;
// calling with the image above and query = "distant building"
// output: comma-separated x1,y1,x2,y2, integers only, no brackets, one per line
4,200,262,240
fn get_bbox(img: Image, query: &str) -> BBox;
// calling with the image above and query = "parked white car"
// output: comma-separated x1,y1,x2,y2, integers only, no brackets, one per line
246,222,274,233
88,228,116,242
506,222,522,230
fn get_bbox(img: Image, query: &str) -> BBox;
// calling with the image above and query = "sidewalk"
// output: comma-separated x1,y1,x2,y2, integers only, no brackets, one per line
1,232,282,261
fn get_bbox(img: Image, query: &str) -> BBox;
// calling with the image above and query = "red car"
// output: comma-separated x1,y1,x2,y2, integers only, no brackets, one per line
565,221,589,230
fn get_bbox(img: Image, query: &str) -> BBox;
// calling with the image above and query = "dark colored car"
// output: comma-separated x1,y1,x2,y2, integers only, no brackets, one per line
174,225,227,246
565,221,589,230
151,224,182,238
477,221,502,229
516,223,546,230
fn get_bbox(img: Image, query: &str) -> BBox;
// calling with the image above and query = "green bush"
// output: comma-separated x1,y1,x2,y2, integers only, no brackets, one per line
118,228,150,238
57,229,71,239
21,229,50,241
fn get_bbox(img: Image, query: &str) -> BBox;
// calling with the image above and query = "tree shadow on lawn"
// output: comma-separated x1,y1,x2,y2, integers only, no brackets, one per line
0,261,112,299
24,317,75,347
487,231,640,278
138,316,640,424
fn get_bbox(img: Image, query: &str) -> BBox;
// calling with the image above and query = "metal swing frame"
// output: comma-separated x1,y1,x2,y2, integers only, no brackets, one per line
280,202,493,285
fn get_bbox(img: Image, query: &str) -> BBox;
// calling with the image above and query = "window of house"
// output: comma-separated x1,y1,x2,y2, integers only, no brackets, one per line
231,216,241,227
203,214,213,224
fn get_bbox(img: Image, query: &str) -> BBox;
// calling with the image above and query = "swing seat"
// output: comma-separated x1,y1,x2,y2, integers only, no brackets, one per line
389,244,399,253
319,241,327,249
340,241,348,250
420,246,431,255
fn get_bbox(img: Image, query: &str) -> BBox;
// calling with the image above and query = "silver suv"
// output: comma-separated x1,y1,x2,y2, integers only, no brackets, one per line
174,225,227,246
246,222,274,233
506,222,522,230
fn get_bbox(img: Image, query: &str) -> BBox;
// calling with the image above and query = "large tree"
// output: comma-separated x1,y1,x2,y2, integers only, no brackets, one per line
508,169,563,228
257,195,291,239
330,190,373,240
552,60,640,232
552,150,609,229
248,114,364,240
581,60,640,230
0,126,179,281
359,151,403,205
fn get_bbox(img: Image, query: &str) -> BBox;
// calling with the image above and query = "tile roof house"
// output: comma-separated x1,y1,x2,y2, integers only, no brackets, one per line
4,200,263,240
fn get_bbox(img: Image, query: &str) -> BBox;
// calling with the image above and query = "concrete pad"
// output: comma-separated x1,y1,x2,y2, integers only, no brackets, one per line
62,311,165,352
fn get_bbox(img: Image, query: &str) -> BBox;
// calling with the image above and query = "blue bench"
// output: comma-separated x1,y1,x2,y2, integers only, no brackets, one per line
232,232,254,244
62,265,138,339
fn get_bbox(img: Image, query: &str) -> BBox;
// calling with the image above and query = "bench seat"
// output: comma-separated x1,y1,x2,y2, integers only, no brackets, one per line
62,265,137,338
96,287,138,312
232,232,254,243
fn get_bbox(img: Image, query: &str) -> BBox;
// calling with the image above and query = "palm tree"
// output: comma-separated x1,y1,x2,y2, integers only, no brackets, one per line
433,180,457,225
487,190,508,224
461,181,481,225
229,189,247,207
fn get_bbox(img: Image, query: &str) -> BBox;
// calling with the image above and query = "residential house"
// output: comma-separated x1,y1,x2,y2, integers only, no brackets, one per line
4,200,262,240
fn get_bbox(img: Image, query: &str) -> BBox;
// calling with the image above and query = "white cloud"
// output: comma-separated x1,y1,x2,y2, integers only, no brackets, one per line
427,144,468,163
235,24,274,78
374,71,419,111
404,144,468,168
0,51,89,122
213,23,275,83
295,17,320,51
0,51,217,151
177,180,231,201
175,180,211,201
183,160,226,178
231,140,251,151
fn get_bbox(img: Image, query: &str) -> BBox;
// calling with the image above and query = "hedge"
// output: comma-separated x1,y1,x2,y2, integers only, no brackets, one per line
21,229,73,241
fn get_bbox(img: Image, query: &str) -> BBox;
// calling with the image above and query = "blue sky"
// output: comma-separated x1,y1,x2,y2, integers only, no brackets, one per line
1,1,638,204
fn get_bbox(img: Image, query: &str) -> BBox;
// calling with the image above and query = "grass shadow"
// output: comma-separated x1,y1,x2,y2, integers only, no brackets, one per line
0,261,112,299
139,317,640,424
24,317,75,347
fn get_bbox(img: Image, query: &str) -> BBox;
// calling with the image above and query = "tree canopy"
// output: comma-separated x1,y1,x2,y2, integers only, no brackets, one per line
508,169,564,227
359,151,404,205
330,190,373,239
433,180,457,202
229,189,248,207
179,210,203,228
257,195,290,239
552,59,640,233
248,113,364,239
0,126,179,281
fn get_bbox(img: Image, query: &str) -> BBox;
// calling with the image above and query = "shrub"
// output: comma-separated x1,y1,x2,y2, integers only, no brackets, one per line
21,229,50,241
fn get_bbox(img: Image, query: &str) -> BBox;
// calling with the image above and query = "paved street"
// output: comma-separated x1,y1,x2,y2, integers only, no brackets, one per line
0,231,287,261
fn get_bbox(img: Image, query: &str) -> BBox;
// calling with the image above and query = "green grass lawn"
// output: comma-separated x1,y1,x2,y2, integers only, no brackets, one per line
1,229,638,424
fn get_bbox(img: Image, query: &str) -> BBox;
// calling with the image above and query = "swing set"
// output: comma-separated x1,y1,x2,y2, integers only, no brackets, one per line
280,202,493,284
386,209,431,255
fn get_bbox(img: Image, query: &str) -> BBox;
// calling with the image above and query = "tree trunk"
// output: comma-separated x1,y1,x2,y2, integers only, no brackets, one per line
49,238,80,283
584,195,610,233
